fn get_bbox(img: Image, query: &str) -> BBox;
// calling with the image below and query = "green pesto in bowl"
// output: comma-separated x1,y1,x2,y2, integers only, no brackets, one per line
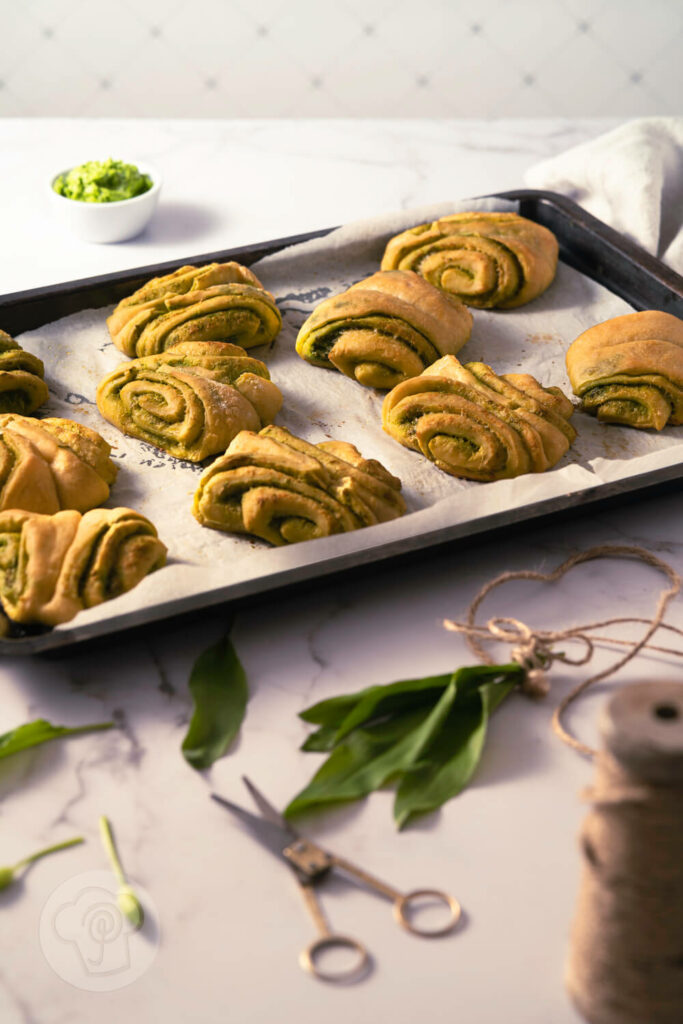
53,158,153,203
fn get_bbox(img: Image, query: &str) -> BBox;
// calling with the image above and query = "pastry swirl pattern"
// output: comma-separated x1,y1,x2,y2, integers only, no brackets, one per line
0,330,49,415
96,341,283,462
0,414,117,514
0,507,166,629
381,212,558,309
107,262,282,357
566,310,683,430
382,354,575,481
295,270,472,389
193,425,406,545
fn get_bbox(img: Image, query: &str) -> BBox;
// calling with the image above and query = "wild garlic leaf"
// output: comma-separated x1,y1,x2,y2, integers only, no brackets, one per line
330,673,454,744
289,710,429,815
0,719,113,760
285,682,456,818
301,725,339,752
299,692,364,727
299,672,451,731
393,673,520,829
291,663,525,827
181,633,248,770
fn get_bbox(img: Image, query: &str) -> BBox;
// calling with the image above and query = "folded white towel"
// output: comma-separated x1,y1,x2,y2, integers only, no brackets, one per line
525,117,683,275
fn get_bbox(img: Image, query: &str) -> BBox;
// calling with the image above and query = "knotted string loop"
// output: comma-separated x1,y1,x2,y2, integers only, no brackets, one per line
443,545,683,757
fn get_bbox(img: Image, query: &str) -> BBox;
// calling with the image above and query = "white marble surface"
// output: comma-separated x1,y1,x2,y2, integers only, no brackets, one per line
0,118,681,1024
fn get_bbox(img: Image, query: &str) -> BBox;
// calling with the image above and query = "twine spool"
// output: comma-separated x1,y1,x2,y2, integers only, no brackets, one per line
566,681,683,1024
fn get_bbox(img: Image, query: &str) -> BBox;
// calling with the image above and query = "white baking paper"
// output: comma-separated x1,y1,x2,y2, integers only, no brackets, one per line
15,197,683,635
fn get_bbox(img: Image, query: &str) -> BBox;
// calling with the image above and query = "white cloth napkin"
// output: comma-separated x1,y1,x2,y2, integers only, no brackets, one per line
525,117,683,275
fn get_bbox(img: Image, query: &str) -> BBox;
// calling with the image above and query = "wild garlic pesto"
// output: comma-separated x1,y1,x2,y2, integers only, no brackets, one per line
53,159,152,203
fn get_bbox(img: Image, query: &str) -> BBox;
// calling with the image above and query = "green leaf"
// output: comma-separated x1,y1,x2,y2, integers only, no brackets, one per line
330,674,454,744
285,682,457,819
287,708,430,816
291,662,526,827
181,633,248,770
393,674,519,829
0,719,113,760
299,692,363,726
301,725,339,752
299,672,451,730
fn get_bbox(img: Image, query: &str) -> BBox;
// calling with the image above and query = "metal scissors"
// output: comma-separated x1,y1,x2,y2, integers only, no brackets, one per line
211,777,461,983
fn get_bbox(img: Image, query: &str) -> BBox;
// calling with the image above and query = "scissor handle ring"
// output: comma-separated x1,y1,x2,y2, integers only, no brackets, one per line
299,934,371,984
394,888,461,937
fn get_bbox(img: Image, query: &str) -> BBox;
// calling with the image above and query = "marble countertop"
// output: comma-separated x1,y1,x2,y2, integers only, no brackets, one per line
0,118,681,1024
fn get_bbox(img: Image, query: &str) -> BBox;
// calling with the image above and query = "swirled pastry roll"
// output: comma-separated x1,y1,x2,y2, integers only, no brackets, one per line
566,311,683,430
295,270,472,389
107,262,282,357
193,425,406,545
0,414,117,513
0,507,166,628
381,212,558,309
382,355,575,481
0,330,49,415
96,341,283,461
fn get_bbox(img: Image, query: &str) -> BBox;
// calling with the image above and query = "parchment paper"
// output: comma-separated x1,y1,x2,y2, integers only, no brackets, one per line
16,197,683,633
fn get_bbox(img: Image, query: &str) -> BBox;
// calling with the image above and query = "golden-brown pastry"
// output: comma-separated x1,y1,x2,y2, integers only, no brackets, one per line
382,355,575,481
381,211,558,309
0,414,117,513
0,329,49,415
295,270,472,389
96,341,283,462
0,507,166,628
193,425,406,545
566,310,683,430
107,262,282,357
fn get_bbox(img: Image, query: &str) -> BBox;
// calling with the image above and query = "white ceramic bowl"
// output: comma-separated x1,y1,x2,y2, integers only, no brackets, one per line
48,161,162,243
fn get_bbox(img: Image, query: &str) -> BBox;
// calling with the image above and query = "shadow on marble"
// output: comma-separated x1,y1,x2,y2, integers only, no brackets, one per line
292,798,367,841
0,743,71,804
139,200,226,247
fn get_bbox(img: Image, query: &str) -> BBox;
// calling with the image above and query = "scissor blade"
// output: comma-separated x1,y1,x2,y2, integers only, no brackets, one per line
242,776,299,836
210,792,294,863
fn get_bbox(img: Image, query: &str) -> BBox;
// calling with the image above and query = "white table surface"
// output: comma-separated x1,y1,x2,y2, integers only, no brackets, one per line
0,117,681,1024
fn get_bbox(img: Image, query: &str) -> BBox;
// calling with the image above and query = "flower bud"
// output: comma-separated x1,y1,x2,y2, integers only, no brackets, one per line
117,884,144,930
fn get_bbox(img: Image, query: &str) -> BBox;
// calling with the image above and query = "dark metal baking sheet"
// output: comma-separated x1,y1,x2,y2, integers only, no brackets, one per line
1,190,682,655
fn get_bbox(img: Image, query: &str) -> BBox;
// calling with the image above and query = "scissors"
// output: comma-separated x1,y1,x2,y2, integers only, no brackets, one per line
211,777,461,983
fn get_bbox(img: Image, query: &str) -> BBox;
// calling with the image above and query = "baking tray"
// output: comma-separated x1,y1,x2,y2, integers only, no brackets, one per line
1,189,682,656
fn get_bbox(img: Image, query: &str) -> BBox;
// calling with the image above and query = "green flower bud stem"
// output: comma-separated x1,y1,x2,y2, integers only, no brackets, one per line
99,816,143,929
99,816,126,885
14,836,84,868
0,836,84,892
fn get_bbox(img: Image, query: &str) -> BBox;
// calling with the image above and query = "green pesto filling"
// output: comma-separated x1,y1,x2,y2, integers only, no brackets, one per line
0,392,30,414
53,158,152,203
75,530,114,599
0,535,20,602
307,316,431,363
414,237,522,303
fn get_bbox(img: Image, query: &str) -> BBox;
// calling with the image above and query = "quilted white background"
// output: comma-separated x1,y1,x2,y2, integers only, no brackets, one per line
1,0,682,117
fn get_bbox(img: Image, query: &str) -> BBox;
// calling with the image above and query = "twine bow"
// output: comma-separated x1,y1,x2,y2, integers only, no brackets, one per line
443,545,683,757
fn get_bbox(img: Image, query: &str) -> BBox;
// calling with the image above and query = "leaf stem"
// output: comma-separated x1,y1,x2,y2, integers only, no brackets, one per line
64,722,115,736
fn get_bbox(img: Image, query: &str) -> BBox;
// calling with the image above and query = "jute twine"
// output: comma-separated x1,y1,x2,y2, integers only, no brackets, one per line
444,544,683,1024
442,544,683,757
566,744,683,1024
